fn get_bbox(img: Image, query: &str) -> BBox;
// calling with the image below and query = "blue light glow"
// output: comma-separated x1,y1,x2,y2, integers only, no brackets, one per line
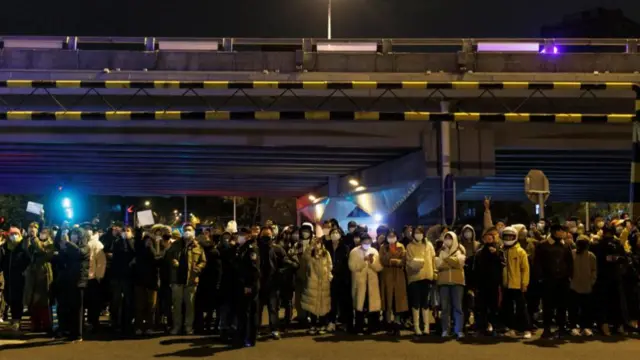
62,198,72,209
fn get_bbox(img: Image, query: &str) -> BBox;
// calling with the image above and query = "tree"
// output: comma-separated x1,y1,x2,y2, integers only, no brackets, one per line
0,195,28,228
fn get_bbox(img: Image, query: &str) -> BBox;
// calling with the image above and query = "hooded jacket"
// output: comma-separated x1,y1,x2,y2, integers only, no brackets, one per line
502,242,530,290
406,238,436,283
435,232,466,286
56,228,91,289
570,236,597,294
0,234,30,304
459,225,480,257
87,232,106,281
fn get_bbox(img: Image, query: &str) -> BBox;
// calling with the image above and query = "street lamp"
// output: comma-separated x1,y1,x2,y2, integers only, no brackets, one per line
144,200,151,207
327,0,332,39
173,209,178,214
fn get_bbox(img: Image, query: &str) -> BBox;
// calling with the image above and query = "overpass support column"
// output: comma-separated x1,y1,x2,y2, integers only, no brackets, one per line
328,176,339,197
631,122,640,218
439,101,451,225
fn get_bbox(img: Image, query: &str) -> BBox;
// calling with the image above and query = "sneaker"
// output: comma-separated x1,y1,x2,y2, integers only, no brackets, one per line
135,329,143,336
523,331,532,339
456,332,465,340
541,329,555,339
570,328,581,337
327,322,336,332
601,324,611,336
307,327,318,335
169,327,180,336
616,326,627,336
583,328,593,337
271,331,281,340
10,321,20,332
504,329,516,337
318,327,327,335
185,328,194,335
144,329,153,336
441,331,450,338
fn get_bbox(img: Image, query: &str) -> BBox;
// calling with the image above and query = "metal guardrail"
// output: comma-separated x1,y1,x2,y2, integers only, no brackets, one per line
0,36,638,53
0,80,636,91
0,111,634,123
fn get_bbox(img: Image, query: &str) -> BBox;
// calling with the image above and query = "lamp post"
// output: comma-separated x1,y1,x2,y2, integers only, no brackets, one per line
327,0,332,39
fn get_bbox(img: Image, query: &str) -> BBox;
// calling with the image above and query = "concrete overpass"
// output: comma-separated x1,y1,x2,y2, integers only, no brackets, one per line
1,36,639,224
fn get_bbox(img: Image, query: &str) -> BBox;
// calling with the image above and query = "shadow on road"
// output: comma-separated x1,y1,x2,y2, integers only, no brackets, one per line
155,336,237,358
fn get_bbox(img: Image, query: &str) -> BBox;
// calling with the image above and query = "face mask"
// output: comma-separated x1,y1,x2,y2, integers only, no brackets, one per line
444,239,453,248
362,244,371,251
52,231,58,238
301,231,311,240
183,231,195,240
387,237,397,244
155,236,162,242
348,227,356,234
39,234,48,240
291,233,300,242
537,223,545,231
596,221,604,229
260,236,271,243
237,236,247,245
29,229,38,237
616,226,623,235
70,234,79,243
9,234,19,243
87,230,94,237
330,233,341,242
569,227,577,234
323,228,331,237
503,239,517,247
463,231,473,240
414,234,424,241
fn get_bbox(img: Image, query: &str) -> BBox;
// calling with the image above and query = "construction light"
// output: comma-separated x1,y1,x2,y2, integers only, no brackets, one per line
349,179,359,187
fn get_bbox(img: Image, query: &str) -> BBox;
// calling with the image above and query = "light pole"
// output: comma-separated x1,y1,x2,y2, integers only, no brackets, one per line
327,0,332,39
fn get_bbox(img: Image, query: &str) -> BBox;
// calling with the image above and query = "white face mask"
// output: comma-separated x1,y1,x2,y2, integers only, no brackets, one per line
503,239,517,247
444,239,453,248
537,222,545,231
70,234,79,243
330,233,341,242
414,234,424,241
39,234,48,240
301,231,311,240
463,231,473,240
323,228,331,237
362,244,371,251
155,236,162,242
387,237,397,244
52,231,58,238
291,233,300,242
569,227,577,234
596,221,604,229
183,231,195,240
9,234,19,243
237,236,247,245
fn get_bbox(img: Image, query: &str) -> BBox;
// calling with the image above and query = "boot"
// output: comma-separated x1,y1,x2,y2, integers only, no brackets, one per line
421,309,431,335
412,309,422,336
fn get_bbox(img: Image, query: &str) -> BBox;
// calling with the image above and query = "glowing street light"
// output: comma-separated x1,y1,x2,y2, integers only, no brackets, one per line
373,213,383,222
308,195,317,201
144,200,151,207
355,186,366,192
327,0,332,39
349,179,359,187
173,209,178,214
62,198,71,209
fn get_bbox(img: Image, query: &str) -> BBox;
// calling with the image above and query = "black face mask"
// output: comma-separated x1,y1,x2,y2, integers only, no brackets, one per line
576,241,589,253
260,236,271,243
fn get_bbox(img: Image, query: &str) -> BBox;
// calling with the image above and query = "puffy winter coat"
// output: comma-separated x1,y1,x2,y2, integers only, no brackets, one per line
435,232,466,286
406,239,436,283
301,248,332,316
349,246,383,312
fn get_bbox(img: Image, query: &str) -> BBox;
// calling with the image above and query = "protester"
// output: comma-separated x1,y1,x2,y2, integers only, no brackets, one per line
193,232,222,334
234,227,260,348
501,226,532,339
257,226,286,339
471,230,503,336
0,226,30,331
436,231,466,339
301,237,333,335
107,222,135,334
324,227,352,332
569,234,597,336
23,224,54,333
85,223,106,332
379,230,408,335
349,234,383,335
133,229,161,336
405,226,436,336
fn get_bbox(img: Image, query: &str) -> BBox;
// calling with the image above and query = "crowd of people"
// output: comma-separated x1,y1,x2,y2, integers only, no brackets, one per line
1,199,640,348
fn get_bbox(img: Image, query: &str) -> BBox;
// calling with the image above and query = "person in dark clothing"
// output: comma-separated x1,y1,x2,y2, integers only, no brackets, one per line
217,230,238,340
401,225,414,247
324,228,353,332
152,225,173,333
106,223,136,334
257,227,286,339
193,234,222,334
471,231,503,336
280,227,299,331
234,228,261,348
535,224,574,339
591,226,629,336
133,229,162,336
0,226,30,331
626,232,640,332
55,226,90,342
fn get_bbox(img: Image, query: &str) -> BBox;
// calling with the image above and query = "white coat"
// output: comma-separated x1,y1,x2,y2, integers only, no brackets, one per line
301,248,333,316
348,245,383,312
87,233,106,281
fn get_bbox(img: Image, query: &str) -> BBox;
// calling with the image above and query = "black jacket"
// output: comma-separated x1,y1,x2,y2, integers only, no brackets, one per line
134,231,162,290
199,242,222,293
471,245,504,290
56,233,90,289
534,238,574,282
280,242,299,293
591,237,628,285
258,239,286,292
235,241,261,295
108,234,136,280
323,238,352,287
217,239,237,300
0,240,30,302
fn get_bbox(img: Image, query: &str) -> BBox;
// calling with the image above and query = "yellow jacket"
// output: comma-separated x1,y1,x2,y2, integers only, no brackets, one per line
502,243,530,290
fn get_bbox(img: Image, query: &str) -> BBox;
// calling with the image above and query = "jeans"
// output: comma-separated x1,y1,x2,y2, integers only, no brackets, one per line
110,279,134,331
439,285,464,335
259,290,280,332
135,286,158,331
171,284,197,332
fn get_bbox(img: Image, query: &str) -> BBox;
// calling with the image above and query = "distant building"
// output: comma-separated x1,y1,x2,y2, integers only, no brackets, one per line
541,8,640,38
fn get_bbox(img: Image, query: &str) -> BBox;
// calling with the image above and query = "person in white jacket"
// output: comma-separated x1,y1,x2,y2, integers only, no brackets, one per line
436,231,466,339
84,224,107,331
405,226,436,336
348,234,383,335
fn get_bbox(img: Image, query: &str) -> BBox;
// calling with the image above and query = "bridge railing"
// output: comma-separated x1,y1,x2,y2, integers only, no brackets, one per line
0,36,638,53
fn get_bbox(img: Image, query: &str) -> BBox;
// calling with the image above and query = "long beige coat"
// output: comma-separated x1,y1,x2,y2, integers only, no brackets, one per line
379,243,409,313
348,246,383,312
301,248,333,316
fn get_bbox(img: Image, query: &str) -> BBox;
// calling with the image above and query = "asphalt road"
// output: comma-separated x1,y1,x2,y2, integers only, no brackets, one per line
1,327,639,360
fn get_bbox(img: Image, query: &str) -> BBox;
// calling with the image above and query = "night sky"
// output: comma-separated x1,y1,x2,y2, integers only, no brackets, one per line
0,0,637,38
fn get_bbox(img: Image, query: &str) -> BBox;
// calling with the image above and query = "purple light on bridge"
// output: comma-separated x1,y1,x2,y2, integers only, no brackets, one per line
540,46,559,54
477,42,540,52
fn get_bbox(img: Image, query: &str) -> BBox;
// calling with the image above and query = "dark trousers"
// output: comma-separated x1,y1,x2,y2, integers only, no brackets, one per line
86,279,102,328
280,289,294,329
236,292,259,346
502,288,531,332
58,287,84,339
6,281,25,323
259,290,280,332
194,286,216,333
327,281,353,330
475,286,500,332
568,291,593,329
134,286,157,331
30,305,52,332
526,281,541,322
110,279,134,332
595,281,627,327
354,286,380,333
156,285,172,328
542,280,569,331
